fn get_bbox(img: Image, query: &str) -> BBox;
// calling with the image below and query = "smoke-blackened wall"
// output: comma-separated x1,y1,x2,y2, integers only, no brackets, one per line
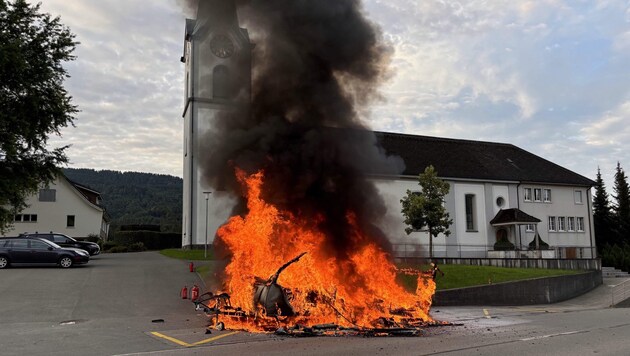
192,0,404,254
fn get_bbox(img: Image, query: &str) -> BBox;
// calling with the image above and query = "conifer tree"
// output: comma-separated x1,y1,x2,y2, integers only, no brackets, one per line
593,167,614,247
613,163,630,245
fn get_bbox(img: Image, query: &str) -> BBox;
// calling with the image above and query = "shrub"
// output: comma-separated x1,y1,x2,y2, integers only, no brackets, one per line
111,231,181,250
108,245,128,253
601,243,630,272
528,233,550,250
102,241,118,251
85,234,101,243
493,240,515,251
127,242,146,252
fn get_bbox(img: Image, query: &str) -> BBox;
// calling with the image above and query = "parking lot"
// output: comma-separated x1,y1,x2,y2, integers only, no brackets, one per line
0,252,211,355
3,252,630,356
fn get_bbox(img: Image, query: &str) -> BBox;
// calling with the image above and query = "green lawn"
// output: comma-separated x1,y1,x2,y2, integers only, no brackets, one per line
160,249,582,291
159,248,215,261
397,264,582,291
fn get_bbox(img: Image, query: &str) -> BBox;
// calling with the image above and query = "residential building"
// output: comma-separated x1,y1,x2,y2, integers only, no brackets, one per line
1,175,110,239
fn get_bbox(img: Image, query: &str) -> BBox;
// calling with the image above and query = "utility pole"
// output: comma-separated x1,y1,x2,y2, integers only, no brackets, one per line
203,191,212,258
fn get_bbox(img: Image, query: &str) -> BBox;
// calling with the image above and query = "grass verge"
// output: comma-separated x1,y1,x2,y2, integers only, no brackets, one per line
195,264,213,282
397,264,582,291
160,248,215,261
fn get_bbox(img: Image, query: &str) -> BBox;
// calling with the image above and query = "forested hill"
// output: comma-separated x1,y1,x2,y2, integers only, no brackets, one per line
63,168,182,233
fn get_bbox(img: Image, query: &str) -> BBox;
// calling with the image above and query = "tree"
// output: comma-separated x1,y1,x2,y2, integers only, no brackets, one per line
613,162,630,245
593,167,615,248
0,0,77,233
400,165,453,259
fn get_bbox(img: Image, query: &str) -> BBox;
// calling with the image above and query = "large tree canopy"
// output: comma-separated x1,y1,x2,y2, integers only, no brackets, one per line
0,0,77,233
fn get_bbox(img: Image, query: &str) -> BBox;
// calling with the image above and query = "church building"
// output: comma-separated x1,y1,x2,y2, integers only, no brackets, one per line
181,0,253,249
181,2,596,261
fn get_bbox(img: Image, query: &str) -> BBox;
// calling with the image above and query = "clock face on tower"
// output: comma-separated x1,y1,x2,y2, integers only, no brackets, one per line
210,34,235,58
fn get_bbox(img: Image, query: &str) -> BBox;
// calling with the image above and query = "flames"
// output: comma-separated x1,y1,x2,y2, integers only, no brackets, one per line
216,168,435,332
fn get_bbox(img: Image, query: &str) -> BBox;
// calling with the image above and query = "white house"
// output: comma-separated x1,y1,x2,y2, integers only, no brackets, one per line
1,175,110,239
371,132,596,259
180,1,596,259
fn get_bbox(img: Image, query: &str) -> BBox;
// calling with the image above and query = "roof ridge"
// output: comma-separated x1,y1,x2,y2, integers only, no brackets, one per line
375,130,515,148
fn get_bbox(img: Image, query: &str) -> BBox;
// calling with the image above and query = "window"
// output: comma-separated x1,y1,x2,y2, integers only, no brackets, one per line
30,240,49,250
213,65,230,99
577,217,585,232
524,188,532,201
14,214,37,222
567,217,575,231
558,217,566,231
496,196,505,208
548,216,556,231
67,215,75,228
534,188,542,202
53,235,70,244
525,224,535,232
39,189,56,202
465,194,476,231
543,189,551,202
574,190,583,204
10,239,29,248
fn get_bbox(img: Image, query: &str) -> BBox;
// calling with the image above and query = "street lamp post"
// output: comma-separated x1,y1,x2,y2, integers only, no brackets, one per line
203,191,212,259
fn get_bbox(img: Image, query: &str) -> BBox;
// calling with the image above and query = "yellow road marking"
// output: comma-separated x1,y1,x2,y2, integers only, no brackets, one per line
191,331,240,346
150,332,192,347
150,331,239,347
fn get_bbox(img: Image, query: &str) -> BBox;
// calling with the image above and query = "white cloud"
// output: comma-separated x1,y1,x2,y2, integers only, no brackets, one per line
27,0,630,188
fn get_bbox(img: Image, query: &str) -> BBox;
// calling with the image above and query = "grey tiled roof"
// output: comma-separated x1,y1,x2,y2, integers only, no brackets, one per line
490,208,541,225
375,131,595,187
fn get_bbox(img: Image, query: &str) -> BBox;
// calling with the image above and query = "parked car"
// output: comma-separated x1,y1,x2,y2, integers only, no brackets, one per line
19,232,100,256
0,237,90,269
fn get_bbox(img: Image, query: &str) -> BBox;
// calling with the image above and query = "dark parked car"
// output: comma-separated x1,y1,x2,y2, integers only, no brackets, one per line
0,237,90,269
20,232,100,256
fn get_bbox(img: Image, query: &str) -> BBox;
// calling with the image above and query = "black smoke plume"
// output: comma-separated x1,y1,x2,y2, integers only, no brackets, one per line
191,0,404,255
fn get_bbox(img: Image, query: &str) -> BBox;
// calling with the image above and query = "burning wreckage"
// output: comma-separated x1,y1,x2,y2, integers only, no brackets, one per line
184,0,458,338
193,248,454,337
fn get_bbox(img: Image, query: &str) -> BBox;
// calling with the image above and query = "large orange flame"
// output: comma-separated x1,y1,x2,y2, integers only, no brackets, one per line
216,168,435,332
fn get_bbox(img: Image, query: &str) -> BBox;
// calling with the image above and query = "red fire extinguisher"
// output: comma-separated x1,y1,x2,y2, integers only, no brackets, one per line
189,262,195,272
181,286,188,299
191,285,200,301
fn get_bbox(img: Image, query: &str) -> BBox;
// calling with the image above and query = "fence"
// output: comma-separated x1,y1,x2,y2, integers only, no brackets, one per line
611,279,630,306
391,243,597,260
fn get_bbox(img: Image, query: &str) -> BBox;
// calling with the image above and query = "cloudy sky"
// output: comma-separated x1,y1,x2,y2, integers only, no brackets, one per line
39,0,630,190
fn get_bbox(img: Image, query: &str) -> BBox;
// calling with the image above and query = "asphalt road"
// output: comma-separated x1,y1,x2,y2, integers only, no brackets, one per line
1,253,629,355
0,252,208,356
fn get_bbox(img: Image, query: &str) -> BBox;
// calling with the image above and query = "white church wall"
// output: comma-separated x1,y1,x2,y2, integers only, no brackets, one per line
453,183,488,248
518,185,592,248
372,177,452,257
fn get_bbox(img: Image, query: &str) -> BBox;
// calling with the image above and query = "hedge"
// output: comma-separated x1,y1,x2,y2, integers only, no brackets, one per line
111,231,181,250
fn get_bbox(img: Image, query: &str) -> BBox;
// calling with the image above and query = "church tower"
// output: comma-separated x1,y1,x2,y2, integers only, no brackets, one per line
181,0,252,248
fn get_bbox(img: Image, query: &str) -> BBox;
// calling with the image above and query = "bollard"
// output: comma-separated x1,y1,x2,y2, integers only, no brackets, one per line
189,262,195,272
181,286,188,299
